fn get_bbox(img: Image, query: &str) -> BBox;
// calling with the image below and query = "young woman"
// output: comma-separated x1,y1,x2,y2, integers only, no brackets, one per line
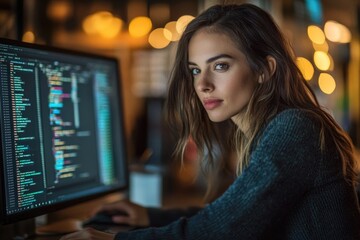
61,3,360,240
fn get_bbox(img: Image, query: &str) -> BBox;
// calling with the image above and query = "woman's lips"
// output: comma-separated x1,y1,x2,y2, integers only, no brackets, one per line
203,99,223,110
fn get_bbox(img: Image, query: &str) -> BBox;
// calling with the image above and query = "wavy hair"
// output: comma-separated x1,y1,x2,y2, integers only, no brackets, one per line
165,4,357,199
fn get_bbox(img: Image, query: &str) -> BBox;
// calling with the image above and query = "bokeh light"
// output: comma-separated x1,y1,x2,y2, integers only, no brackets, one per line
148,28,171,49
22,31,35,43
324,20,351,43
176,15,195,35
296,57,314,81
312,41,329,52
307,25,326,45
318,73,336,94
129,17,152,38
47,0,72,22
164,21,180,41
313,51,331,71
82,11,123,38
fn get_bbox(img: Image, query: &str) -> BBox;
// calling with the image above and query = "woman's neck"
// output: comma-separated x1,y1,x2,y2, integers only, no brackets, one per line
231,113,250,137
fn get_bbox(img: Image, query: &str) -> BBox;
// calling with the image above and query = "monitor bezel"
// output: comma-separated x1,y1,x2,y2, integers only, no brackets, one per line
0,38,129,225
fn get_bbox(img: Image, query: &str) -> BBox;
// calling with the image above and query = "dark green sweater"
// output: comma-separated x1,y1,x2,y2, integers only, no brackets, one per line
116,109,360,239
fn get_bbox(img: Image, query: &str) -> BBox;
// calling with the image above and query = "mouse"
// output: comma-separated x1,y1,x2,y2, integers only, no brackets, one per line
82,210,129,227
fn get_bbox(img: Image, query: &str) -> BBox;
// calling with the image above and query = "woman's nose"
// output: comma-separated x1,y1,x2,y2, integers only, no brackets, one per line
195,72,214,93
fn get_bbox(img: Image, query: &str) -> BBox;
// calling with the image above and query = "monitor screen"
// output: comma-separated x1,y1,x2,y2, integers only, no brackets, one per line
0,38,128,224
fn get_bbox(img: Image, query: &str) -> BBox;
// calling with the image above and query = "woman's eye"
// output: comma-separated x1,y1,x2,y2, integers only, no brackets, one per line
214,63,229,71
190,68,200,76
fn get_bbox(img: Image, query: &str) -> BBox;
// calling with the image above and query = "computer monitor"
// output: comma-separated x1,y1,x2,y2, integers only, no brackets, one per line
0,38,128,229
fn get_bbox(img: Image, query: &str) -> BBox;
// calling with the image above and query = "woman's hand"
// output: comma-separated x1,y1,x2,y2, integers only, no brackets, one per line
60,200,149,239
93,199,150,227
60,228,114,240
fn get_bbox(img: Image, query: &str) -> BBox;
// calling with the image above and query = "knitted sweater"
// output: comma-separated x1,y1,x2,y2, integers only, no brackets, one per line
115,109,360,240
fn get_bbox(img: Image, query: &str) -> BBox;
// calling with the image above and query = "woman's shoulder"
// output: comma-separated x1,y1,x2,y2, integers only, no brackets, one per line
265,108,319,132
253,108,326,151
273,108,313,120
251,108,326,156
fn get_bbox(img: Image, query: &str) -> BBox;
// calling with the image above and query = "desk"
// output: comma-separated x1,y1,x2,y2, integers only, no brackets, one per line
25,190,204,239
0,193,124,240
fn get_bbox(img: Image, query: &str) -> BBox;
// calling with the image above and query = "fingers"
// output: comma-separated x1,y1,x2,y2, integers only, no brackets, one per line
91,200,130,216
106,200,149,227
112,214,132,224
89,200,150,227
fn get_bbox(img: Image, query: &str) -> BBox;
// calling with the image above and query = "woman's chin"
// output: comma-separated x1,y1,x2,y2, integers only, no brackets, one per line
207,115,228,123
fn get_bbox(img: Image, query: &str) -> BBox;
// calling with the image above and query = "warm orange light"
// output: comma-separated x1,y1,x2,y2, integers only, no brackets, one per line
296,57,314,81
307,25,325,45
22,31,35,43
312,41,329,52
100,17,122,38
83,15,97,35
176,15,195,34
313,51,331,71
148,28,171,49
164,21,180,41
82,11,122,38
318,73,336,94
47,0,72,21
324,20,352,43
129,17,152,38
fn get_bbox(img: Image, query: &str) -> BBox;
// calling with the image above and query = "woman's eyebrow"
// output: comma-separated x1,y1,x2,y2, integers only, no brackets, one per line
188,54,234,66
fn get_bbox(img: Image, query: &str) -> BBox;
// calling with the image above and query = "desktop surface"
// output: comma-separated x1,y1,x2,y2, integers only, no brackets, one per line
31,189,204,239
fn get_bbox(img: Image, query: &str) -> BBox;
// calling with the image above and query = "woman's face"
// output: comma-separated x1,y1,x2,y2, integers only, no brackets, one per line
188,29,258,125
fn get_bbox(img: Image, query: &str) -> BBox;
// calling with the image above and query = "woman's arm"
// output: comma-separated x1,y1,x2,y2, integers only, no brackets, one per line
147,207,203,227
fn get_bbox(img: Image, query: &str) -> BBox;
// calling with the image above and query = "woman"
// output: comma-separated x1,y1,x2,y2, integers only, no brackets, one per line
61,3,360,239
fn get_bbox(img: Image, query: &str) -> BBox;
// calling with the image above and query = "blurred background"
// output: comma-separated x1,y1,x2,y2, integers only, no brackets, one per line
1,0,360,206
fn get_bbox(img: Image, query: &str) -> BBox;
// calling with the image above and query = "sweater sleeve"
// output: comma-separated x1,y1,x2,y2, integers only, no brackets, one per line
147,207,203,227
115,109,322,240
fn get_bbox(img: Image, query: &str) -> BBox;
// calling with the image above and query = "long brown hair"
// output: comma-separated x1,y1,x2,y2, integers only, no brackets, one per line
165,4,357,199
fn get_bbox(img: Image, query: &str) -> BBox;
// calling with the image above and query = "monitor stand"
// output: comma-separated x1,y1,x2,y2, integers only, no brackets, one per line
0,218,36,239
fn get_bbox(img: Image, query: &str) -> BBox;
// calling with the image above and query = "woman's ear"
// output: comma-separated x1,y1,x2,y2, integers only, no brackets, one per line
258,56,277,84
267,56,277,77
